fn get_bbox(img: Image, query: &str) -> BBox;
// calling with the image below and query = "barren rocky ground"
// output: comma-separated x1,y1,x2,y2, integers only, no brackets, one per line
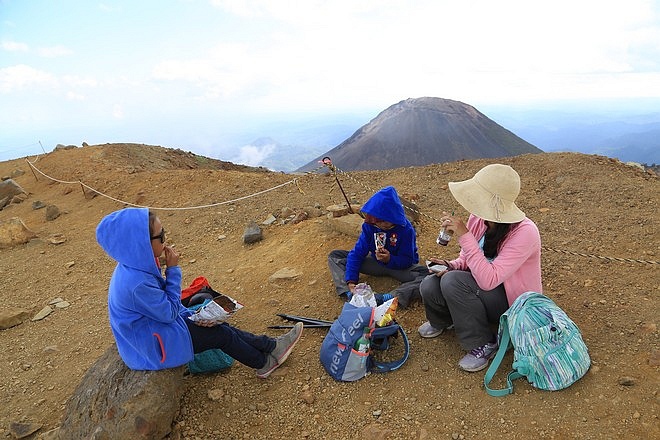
0,144,658,440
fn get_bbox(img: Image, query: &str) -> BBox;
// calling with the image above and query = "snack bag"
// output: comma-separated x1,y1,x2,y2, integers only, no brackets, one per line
188,293,243,323
374,232,386,248
374,297,398,324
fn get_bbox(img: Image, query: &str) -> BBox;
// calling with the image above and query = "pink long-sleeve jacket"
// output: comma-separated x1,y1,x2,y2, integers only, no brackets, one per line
448,214,542,306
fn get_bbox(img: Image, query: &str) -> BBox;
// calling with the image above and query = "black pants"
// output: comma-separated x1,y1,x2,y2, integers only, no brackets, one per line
185,320,275,369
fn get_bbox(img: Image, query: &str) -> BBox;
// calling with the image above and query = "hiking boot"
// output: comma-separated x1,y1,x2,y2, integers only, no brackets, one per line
374,292,393,306
418,321,452,338
458,341,498,372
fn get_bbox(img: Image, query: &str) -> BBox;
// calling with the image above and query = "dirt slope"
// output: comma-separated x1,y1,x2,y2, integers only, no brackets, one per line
0,144,658,440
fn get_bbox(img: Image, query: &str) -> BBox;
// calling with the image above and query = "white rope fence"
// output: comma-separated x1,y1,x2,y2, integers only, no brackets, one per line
23,155,658,265
25,157,302,211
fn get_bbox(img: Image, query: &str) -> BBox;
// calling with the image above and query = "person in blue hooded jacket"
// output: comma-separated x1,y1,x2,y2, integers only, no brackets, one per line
327,186,426,307
96,207,303,378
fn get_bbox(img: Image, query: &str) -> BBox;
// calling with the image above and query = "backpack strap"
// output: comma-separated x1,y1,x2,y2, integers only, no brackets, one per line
370,324,410,373
484,313,518,397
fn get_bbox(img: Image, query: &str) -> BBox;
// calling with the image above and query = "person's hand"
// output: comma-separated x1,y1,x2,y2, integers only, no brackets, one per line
164,245,179,267
441,212,468,238
194,319,218,327
347,282,357,294
375,246,390,263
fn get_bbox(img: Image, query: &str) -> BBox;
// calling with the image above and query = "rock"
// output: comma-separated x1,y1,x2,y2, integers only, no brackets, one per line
11,193,27,204
291,211,308,224
208,388,224,401
38,427,60,439
9,421,42,439
47,234,67,245
0,195,9,209
302,206,323,218
58,344,186,440
45,205,60,221
328,213,363,238
300,390,315,404
10,169,25,179
0,217,37,248
0,179,26,200
0,308,31,330
280,207,295,218
242,221,263,244
32,306,53,321
53,144,77,152
618,376,636,386
32,200,46,210
650,349,660,367
262,214,277,225
326,204,349,217
269,267,302,281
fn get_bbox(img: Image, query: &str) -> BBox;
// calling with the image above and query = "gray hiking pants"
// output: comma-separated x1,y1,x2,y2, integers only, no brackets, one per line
419,270,509,350
327,249,428,308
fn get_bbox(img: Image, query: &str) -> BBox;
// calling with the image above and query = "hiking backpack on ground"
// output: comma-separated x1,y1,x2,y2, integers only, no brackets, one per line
319,303,410,381
181,277,235,374
484,291,591,396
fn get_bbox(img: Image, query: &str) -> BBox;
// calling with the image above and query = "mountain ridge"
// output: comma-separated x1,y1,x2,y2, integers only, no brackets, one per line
297,97,542,172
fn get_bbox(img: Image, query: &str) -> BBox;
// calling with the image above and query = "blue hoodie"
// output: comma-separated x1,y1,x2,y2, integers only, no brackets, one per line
96,208,194,370
345,186,419,283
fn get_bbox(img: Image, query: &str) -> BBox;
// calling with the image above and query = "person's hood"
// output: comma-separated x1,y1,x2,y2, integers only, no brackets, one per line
96,207,159,274
360,186,407,226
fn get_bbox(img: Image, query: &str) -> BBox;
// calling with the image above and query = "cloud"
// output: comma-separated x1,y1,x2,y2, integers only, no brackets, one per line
1,40,29,51
230,142,276,167
112,104,124,119
0,64,57,93
37,45,73,58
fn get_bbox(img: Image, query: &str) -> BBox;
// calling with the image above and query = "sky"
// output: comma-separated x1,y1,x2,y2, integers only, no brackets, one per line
1,0,659,162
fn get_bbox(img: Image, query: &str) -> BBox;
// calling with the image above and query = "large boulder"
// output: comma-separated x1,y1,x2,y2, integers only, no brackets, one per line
57,344,186,440
0,217,37,248
0,179,26,200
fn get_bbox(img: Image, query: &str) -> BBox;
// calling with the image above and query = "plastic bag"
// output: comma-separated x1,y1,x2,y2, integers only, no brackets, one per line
349,283,377,308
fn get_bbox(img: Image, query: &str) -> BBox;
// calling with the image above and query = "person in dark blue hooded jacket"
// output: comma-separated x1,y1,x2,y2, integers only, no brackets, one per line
96,207,302,378
328,186,426,307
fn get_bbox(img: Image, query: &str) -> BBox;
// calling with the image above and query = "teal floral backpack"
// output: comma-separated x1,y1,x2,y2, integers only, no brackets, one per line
484,291,590,396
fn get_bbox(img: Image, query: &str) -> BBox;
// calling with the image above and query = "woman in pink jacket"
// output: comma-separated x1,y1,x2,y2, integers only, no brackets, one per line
419,164,542,372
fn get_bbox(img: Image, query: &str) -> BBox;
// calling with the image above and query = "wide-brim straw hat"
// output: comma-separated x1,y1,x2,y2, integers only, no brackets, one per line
448,164,526,223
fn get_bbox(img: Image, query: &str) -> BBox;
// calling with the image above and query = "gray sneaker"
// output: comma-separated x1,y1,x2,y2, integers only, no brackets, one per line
458,341,498,372
256,322,304,378
418,321,453,338
255,354,279,379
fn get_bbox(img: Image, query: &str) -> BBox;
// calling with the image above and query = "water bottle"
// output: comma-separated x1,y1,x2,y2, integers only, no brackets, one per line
354,327,370,353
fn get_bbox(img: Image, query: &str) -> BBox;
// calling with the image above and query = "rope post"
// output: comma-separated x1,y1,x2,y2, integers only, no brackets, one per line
25,159,39,182
322,157,359,216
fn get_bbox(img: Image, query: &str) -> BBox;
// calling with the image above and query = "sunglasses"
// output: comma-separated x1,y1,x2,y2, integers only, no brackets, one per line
150,228,166,243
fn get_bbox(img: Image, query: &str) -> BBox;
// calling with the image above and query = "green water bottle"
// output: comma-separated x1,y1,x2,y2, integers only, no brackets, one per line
355,327,370,353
